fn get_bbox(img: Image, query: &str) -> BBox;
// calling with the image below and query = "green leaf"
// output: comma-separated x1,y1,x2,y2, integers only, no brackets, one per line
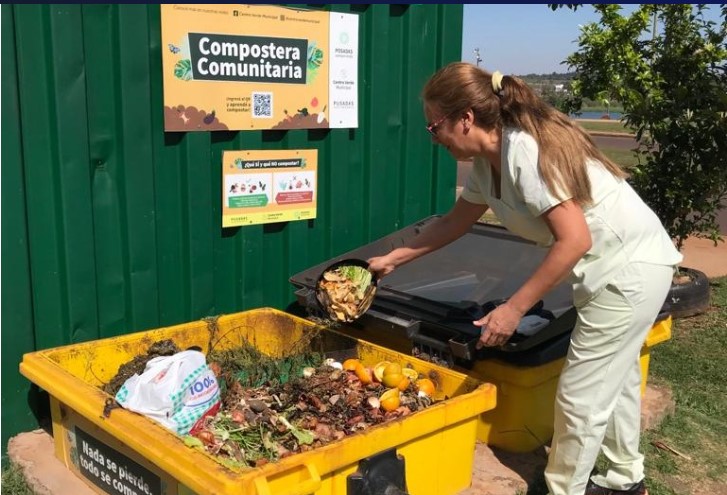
174,59,192,81
183,436,204,448
291,428,314,445
278,415,315,445
554,4,727,247
336,265,373,296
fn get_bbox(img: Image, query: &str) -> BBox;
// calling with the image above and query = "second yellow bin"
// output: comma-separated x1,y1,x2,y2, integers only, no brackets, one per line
20,308,497,495
473,316,672,452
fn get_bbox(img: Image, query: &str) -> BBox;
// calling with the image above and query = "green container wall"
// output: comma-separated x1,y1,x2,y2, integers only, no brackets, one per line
1,4,463,449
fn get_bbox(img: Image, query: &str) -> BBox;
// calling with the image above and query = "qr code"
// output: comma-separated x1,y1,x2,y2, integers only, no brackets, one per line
252,92,272,118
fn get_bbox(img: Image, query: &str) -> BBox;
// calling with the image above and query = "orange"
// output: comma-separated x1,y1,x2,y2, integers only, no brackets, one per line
416,378,436,397
380,388,401,412
342,358,361,371
396,376,410,391
354,363,373,385
381,362,405,388
373,361,390,382
383,362,402,376
402,368,419,380
382,372,404,388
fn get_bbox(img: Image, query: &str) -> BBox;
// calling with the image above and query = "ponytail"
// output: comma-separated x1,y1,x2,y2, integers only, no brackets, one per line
423,63,628,206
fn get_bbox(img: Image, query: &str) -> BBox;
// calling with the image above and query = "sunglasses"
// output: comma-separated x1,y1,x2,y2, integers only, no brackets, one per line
425,111,455,137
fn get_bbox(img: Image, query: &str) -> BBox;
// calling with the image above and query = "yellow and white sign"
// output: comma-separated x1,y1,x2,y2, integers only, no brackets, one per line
161,4,358,131
222,149,317,227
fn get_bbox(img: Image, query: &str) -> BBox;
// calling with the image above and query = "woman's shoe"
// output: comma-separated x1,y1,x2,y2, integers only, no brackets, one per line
584,479,648,495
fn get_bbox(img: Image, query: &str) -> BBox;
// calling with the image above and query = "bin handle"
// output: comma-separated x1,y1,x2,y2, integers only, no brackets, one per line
253,462,321,495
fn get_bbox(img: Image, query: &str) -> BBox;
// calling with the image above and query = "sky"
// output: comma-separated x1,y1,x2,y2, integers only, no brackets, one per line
460,4,722,75
461,4,635,75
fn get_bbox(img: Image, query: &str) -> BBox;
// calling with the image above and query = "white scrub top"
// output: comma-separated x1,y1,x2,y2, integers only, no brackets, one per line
460,128,683,306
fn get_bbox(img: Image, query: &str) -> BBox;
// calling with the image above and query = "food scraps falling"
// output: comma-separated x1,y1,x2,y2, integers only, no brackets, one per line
189,356,438,469
317,265,376,322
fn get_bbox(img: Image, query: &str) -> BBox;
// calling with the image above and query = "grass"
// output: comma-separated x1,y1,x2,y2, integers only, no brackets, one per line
600,147,640,170
576,119,634,134
639,276,727,494
577,119,641,170
1,462,33,495
580,105,625,114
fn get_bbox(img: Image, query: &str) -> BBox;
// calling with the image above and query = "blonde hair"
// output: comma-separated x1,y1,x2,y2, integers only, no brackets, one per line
422,62,628,205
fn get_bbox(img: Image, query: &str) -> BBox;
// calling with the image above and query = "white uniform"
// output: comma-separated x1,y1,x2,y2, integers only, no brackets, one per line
461,128,683,494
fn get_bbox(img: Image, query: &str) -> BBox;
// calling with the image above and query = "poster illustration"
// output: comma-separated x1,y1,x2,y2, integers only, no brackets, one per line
222,149,317,227
161,4,358,131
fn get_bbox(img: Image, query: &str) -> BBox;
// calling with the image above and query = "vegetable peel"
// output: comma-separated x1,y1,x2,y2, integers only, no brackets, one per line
317,264,376,322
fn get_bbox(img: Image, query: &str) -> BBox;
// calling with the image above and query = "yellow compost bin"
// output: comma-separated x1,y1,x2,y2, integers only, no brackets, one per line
473,316,672,452
20,308,497,495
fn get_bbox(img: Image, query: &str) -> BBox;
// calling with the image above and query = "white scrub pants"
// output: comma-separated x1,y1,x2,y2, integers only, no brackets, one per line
544,262,674,495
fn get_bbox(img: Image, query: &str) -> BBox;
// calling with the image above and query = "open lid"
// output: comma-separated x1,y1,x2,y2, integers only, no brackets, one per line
290,216,574,322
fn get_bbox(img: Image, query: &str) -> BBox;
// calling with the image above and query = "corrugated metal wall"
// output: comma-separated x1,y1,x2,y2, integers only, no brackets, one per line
1,3,463,449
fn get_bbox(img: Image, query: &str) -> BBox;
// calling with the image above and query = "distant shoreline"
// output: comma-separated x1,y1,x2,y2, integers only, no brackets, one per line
570,111,624,120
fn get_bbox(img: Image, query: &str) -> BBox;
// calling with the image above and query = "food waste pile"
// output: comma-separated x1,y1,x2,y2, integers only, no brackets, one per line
104,339,440,469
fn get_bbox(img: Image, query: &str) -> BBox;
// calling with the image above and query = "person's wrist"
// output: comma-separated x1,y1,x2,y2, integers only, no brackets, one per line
505,299,528,316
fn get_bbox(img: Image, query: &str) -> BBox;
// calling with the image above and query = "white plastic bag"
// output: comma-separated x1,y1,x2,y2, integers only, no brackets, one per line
115,350,220,435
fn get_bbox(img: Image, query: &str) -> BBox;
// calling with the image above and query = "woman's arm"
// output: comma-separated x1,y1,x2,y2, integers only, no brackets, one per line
475,199,592,348
368,197,488,277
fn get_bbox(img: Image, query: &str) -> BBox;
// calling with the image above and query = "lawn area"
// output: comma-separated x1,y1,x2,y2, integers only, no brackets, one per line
600,146,639,170
1,462,33,495
576,119,633,134
640,276,727,494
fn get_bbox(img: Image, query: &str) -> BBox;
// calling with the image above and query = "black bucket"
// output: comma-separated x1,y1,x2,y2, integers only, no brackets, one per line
315,258,378,323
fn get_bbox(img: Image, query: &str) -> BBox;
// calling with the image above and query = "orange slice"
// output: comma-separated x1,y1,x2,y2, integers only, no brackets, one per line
373,361,390,383
342,358,360,371
402,368,419,380
380,388,401,412
416,378,436,397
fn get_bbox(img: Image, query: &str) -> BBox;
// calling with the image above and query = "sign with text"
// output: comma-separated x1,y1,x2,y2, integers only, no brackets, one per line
75,427,162,495
222,149,317,227
161,4,359,131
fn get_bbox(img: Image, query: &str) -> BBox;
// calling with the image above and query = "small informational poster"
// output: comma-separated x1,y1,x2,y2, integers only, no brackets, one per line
161,4,358,131
222,149,317,227
328,12,359,128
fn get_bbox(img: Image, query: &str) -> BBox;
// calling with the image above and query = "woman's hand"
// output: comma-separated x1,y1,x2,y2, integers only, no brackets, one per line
474,302,524,348
367,254,397,279
367,198,488,280
474,200,591,349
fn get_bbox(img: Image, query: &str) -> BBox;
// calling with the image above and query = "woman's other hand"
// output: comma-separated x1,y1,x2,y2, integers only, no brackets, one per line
474,302,523,348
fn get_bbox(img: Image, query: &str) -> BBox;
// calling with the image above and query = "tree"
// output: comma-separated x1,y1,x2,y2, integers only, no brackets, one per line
550,4,727,250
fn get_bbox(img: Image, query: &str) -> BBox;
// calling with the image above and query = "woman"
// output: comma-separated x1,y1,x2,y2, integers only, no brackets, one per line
367,62,682,495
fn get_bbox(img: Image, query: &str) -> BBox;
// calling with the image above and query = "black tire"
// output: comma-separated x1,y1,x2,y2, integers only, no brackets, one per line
667,267,711,319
